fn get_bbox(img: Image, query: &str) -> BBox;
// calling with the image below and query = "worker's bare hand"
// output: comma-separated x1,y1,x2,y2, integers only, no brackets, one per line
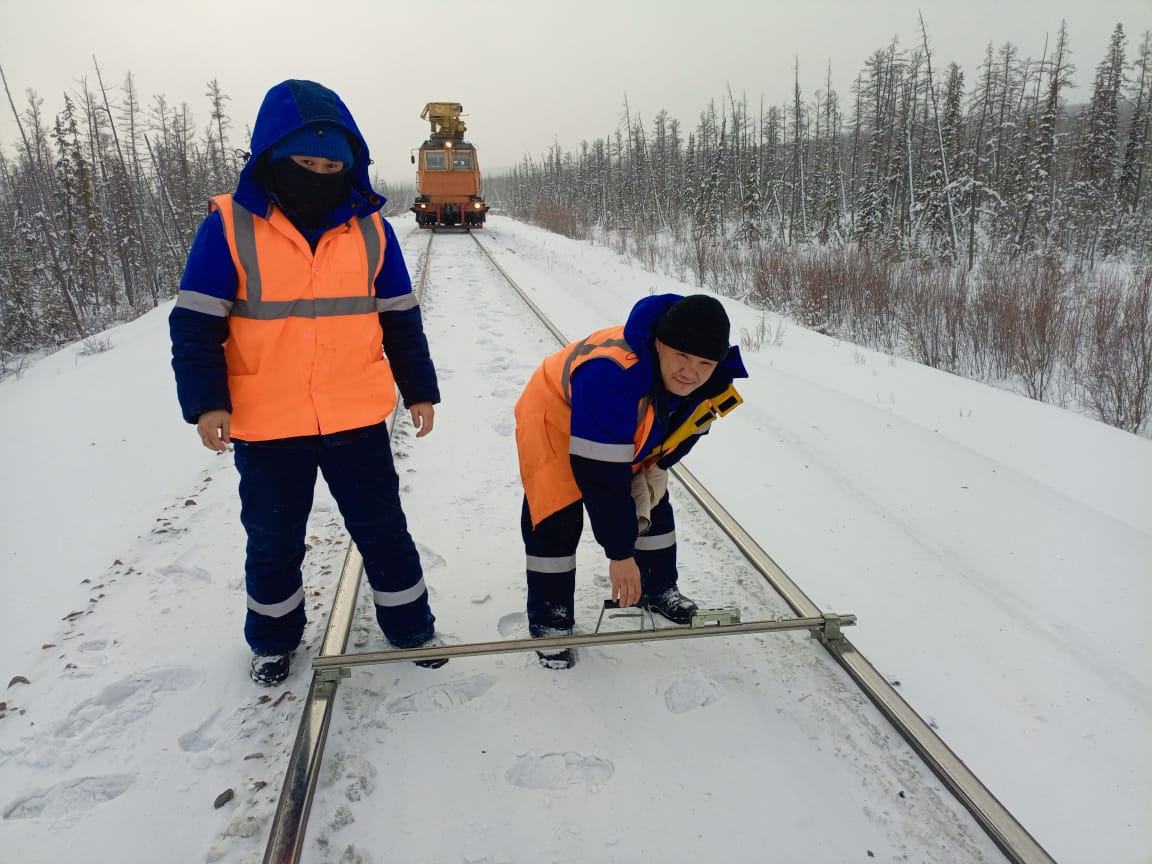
196,409,231,452
409,402,435,438
609,557,642,608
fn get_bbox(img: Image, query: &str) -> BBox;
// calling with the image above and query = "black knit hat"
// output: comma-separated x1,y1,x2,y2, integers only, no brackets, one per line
653,295,731,362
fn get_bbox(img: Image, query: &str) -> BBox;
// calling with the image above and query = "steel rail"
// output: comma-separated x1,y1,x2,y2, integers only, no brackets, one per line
262,230,436,864
262,544,363,863
672,466,1057,864
466,230,1056,864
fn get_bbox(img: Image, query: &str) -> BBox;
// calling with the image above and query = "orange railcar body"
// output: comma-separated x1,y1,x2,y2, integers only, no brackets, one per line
412,103,489,229
417,152,481,200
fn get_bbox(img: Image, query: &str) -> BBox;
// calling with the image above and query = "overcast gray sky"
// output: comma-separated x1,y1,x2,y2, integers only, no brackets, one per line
1,0,1148,185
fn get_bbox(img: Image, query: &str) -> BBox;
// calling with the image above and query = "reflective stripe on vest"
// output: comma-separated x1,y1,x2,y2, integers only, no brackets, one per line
212,194,398,440
227,200,382,318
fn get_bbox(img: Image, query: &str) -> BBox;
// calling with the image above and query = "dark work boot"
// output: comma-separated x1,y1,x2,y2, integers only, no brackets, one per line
643,588,698,625
531,624,576,669
536,648,576,670
250,651,293,686
410,633,450,669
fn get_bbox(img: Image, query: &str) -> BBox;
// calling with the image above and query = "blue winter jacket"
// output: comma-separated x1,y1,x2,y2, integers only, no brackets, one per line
169,79,439,428
570,294,749,559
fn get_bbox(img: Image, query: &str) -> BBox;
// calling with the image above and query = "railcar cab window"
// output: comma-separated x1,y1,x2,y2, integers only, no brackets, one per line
424,151,446,170
451,151,473,170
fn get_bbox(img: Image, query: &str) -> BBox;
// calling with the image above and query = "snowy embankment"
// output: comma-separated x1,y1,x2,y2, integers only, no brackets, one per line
0,213,1147,864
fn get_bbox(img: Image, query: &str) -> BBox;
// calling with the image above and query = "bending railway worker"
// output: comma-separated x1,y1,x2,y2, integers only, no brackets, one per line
169,79,445,686
514,294,748,669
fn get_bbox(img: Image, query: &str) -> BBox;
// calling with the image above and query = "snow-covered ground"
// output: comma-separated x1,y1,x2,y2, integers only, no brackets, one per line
1,214,1148,864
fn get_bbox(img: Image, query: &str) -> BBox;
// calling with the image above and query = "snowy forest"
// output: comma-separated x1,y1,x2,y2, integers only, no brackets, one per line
1,23,1150,433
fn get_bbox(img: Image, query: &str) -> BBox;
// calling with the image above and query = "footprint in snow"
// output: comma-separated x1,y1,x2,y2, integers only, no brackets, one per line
479,356,513,375
384,674,496,714
178,708,221,753
155,562,212,588
663,672,727,714
505,752,614,789
3,774,135,820
415,544,447,571
496,611,527,637
52,666,205,741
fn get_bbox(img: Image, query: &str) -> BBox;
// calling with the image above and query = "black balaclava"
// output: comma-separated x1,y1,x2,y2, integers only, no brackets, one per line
267,158,349,229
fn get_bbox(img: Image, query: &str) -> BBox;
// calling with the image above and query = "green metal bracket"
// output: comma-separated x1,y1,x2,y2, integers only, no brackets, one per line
812,612,855,645
315,666,352,685
689,606,742,627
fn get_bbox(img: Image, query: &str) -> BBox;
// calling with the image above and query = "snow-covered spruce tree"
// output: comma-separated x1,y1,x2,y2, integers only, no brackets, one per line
981,42,1029,254
1117,31,1151,254
891,50,923,255
0,156,41,359
205,78,232,196
616,100,638,232
1025,24,1074,255
588,138,612,230
691,104,724,242
736,116,764,247
629,110,665,233
51,94,105,321
812,68,844,247
787,60,810,244
83,83,148,315
918,61,965,258
145,95,200,267
110,72,148,307
962,44,998,268
852,44,901,247
730,89,764,247
758,105,784,240
664,113,688,240
649,109,674,234
567,139,594,237
1071,24,1127,264
913,13,962,260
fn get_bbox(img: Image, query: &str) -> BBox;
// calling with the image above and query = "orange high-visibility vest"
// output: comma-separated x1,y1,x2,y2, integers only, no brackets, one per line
514,326,656,526
212,195,397,441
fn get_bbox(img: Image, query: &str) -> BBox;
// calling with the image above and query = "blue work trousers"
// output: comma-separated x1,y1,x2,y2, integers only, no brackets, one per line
522,494,679,635
233,421,434,654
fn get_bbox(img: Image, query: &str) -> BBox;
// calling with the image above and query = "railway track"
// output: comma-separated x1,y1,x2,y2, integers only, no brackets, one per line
262,226,1056,864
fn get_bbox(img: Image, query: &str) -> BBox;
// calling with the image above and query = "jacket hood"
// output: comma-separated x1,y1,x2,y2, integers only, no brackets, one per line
235,79,385,220
624,294,749,381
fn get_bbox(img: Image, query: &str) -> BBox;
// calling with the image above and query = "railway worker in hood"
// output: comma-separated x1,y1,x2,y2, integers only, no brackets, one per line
169,79,445,686
515,293,749,669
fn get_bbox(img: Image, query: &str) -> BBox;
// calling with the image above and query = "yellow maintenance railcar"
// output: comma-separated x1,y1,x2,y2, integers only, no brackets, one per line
411,102,489,229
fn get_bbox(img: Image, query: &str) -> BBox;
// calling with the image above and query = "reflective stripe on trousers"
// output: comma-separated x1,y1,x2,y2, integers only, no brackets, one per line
235,421,434,654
